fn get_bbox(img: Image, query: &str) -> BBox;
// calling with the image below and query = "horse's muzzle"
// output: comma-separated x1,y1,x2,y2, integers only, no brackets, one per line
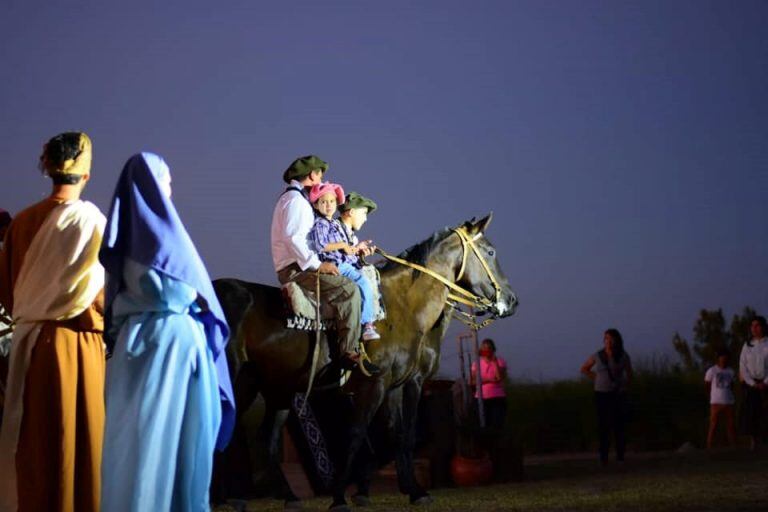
493,292,518,318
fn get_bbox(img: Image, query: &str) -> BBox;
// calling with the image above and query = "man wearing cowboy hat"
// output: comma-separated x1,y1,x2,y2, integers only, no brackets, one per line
270,155,379,376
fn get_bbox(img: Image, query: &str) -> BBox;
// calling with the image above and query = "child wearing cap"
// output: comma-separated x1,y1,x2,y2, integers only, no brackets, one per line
337,191,377,257
308,182,381,341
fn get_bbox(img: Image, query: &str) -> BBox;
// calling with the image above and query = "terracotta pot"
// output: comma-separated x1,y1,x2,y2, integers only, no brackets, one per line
450,454,493,487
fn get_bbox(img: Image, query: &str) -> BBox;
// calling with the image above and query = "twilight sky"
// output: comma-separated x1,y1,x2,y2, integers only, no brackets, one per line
1,1,766,380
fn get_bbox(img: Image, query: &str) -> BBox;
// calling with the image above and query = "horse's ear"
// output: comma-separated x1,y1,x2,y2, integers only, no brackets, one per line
466,212,493,235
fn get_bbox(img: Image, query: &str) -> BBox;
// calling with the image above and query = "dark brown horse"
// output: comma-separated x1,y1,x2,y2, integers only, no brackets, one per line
212,214,517,510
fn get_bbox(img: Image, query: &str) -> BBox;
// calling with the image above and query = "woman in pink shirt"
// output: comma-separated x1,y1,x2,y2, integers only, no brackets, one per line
471,338,508,429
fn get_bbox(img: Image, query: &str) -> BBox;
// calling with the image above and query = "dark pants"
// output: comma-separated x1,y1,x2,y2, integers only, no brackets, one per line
595,391,626,463
483,397,507,430
740,385,767,438
277,263,362,356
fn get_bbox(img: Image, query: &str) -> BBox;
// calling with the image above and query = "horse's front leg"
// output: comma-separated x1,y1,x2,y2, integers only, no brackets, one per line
350,438,376,507
330,377,386,512
260,403,302,509
395,376,432,505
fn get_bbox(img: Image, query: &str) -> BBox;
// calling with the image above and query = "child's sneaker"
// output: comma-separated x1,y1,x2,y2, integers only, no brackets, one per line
362,323,381,341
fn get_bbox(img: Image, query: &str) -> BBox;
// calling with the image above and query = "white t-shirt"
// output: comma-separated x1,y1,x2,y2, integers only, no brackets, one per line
704,365,735,405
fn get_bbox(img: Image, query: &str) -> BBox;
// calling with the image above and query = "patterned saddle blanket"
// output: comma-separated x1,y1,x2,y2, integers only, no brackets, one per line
281,265,386,331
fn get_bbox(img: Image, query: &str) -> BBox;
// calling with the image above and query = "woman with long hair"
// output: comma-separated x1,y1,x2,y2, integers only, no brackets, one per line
470,338,508,429
581,328,633,465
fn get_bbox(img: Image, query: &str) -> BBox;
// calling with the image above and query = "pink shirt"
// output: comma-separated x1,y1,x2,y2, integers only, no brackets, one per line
471,356,507,399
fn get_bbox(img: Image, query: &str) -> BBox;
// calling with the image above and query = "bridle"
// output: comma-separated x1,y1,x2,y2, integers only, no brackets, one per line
376,226,506,331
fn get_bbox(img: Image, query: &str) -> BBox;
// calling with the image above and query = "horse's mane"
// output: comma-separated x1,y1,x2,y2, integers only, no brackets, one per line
380,226,454,275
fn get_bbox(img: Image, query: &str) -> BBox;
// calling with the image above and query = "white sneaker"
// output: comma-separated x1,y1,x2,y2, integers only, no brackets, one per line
362,323,381,341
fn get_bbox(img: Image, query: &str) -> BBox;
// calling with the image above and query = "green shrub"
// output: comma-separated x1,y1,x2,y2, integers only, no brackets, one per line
504,355,728,454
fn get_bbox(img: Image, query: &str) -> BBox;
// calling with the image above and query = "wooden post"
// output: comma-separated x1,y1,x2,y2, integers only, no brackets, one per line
472,325,486,428
458,333,473,415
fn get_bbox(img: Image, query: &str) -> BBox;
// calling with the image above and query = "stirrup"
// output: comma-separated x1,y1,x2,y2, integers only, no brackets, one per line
357,344,380,376
339,354,376,377
358,359,373,377
359,358,380,377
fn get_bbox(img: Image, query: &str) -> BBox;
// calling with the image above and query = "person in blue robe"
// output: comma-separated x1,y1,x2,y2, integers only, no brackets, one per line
99,153,235,511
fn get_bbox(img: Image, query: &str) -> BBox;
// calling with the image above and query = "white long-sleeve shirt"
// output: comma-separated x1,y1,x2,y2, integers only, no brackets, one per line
739,337,768,386
270,181,322,272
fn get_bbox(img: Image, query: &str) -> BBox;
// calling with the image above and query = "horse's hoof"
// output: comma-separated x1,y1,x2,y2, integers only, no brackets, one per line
224,499,247,512
410,494,434,506
328,501,351,512
285,499,303,510
351,494,371,507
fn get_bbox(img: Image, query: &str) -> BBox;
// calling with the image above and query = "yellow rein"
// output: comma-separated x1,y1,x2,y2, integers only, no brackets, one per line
376,227,503,330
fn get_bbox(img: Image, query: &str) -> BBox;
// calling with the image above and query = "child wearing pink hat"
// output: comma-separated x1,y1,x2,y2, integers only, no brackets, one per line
308,182,380,341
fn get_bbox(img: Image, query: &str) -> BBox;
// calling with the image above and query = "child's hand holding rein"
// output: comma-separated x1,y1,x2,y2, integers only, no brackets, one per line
355,240,376,257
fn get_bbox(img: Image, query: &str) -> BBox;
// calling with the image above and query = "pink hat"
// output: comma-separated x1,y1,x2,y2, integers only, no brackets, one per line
309,182,346,205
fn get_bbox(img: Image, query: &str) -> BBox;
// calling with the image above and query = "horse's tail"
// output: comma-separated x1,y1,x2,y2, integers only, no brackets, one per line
213,278,254,377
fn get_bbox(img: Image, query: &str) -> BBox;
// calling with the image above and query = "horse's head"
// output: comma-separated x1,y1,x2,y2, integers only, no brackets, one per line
453,213,518,318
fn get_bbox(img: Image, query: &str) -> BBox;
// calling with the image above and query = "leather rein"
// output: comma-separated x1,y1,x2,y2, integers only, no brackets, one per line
376,227,503,331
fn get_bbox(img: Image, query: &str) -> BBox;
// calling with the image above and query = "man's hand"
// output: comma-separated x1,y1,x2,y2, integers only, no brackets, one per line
318,261,339,275
340,244,356,255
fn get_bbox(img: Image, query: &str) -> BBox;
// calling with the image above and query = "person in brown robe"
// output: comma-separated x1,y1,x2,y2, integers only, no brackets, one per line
0,132,106,512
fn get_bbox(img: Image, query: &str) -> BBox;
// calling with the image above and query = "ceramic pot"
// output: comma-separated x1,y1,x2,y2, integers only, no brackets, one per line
450,454,493,487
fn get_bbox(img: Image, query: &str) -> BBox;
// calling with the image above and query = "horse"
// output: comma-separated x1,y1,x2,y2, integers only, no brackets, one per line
212,213,518,510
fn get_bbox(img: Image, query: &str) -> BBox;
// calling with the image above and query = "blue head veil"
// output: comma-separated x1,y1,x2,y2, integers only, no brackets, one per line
100,152,235,449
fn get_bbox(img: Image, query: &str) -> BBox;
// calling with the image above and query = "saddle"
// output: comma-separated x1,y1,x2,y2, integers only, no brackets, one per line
281,264,387,331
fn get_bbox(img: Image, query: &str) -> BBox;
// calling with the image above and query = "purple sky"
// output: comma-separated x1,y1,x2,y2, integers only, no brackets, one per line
2,1,767,379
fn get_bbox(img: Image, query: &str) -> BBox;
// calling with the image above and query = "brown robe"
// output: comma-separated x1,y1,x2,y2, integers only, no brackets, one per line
0,198,105,512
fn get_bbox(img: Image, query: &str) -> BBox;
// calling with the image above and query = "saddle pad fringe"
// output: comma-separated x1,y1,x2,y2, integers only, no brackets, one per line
286,316,334,331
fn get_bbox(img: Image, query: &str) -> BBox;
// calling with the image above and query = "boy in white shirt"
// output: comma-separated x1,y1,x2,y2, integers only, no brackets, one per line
705,349,736,448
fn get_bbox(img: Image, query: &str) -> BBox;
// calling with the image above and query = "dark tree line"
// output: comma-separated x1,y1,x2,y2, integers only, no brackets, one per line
672,307,758,371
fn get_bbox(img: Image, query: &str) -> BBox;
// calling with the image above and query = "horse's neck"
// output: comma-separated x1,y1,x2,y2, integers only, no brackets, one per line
380,256,455,336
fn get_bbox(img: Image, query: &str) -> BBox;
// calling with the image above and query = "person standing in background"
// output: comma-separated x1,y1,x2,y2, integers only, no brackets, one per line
581,328,633,465
471,338,508,429
704,348,736,448
738,316,768,451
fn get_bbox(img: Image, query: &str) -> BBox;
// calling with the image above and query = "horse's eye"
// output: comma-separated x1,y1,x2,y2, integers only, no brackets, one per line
488,250,495,257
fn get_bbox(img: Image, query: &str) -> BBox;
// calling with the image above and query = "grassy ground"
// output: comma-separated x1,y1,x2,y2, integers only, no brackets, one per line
216,449,768,511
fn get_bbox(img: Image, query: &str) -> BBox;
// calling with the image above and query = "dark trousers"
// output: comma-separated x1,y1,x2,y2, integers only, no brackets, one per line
483,397,507,430
277,263,362,356
740,385,767,437
595,391,626,463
